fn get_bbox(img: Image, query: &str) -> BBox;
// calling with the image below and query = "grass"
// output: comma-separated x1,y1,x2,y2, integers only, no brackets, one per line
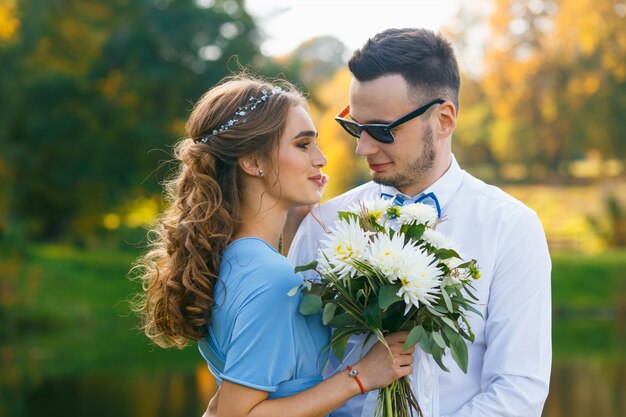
551,251,626,313
0,244,200,379
1,243,625,381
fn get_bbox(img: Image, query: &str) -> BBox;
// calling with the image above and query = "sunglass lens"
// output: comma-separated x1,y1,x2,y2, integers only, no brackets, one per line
367,127,394,143
340,121,362,138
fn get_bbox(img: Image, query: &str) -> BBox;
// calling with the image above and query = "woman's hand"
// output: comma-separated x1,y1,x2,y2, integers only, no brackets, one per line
351,331,415,391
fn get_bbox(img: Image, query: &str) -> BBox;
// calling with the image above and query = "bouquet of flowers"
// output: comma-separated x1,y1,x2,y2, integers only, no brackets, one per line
294,196,481,417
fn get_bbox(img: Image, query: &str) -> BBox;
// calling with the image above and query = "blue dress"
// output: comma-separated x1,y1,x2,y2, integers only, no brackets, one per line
198,238,330,398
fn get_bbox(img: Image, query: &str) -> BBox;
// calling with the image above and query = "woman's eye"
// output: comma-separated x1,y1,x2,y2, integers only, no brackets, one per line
298,141,311,149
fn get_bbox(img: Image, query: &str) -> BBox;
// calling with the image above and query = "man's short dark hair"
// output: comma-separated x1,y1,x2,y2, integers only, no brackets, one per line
348,28,460,111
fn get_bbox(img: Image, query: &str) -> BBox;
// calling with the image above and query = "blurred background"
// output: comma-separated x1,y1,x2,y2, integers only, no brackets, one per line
1,0,624,415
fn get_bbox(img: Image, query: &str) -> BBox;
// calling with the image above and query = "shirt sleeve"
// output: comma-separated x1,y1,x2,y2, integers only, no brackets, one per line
220,264,300,392
442,209,552,417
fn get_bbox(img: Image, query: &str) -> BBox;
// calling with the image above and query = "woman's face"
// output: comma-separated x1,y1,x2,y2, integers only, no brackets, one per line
265,104,327,209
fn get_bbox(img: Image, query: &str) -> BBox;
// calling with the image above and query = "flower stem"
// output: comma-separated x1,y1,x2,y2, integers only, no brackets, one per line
385,385,393,417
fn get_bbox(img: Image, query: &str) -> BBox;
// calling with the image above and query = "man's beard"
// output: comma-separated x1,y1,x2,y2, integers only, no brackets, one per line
373,125,436,190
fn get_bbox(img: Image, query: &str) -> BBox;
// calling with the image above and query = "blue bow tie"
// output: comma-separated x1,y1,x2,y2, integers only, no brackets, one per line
381,191,441,218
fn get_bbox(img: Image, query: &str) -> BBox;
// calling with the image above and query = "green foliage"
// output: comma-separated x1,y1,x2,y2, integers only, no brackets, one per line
378,284,402,309
587,194,626,248
0,244,201,377
298,209,481,376
0,0,265,240
551,250,626,312
1,243,624,417
299,293,322,315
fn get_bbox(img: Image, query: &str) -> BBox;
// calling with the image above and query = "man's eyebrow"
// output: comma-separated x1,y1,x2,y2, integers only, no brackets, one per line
293,130,318,139
365,119,393,124
350,114,393,125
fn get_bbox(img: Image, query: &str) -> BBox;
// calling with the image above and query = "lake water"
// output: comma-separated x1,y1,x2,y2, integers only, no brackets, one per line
1,318,624,417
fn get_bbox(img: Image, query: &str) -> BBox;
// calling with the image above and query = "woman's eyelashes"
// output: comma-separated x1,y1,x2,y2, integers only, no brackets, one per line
297,139,312,149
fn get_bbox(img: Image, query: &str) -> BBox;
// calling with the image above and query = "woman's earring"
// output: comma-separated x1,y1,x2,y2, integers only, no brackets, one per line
258,168,264,177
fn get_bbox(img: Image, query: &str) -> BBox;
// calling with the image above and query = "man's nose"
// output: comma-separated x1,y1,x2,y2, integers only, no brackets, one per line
355,132,379,157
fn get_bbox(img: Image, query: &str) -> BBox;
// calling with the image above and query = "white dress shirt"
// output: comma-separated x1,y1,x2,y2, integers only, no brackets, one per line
288,156,552,417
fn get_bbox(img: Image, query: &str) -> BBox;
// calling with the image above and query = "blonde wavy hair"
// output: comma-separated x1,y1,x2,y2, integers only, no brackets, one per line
132,75,306,348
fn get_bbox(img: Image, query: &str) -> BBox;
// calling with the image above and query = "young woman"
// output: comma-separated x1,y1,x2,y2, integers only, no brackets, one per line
133,75,414,417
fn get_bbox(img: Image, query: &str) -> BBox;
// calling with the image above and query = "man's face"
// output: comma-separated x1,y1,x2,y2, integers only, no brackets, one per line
349,74,438,193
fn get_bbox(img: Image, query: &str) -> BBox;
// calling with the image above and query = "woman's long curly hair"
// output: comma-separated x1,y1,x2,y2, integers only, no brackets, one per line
132,75,306,348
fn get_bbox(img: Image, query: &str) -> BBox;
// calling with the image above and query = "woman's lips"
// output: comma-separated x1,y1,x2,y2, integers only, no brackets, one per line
308,175,324,187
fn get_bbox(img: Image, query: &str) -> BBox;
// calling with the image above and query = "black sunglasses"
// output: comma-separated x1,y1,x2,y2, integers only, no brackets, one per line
335,98,445,144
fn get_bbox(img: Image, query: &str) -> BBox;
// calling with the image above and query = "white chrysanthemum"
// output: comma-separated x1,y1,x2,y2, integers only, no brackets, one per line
366,233,414,282
396,249,442,313
397,202,438,226
422,228,465,285
348,196,392,223
422,228,458,250
317,219,371,279
442,252,468,286
443,269,462,287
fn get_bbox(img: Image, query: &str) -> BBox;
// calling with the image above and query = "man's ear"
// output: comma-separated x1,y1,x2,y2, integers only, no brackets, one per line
436,101,457,139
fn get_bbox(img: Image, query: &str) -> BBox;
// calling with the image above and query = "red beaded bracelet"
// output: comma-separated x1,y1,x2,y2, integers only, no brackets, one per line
346,365,365,395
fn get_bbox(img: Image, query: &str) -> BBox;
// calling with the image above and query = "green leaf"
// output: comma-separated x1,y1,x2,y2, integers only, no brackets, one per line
464,287,480,301
442,324,458,343
348,280,365,298
404,325,426,350
404,223,426,242
435,248,461,260
378,284,402,308
432,331,447,349
338,211,360,223
287,284,302,297
441,287,453,312
465,304,484,319
331,334,351,361
382,303,412,332
451,337,469,373
364,298,382,328
426,305,444,317
294,260,318,273
441,316,458,332
330,328,357,360
322,303,337,325
308,283,325,296
431,344,450,372
299,294,322,315
329,312,358,328
418,332,434,354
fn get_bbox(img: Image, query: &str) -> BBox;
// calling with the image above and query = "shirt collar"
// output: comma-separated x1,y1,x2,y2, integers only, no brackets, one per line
378,154,464,212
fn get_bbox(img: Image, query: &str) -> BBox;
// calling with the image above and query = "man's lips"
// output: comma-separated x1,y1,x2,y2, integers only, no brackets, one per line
368,162,392,172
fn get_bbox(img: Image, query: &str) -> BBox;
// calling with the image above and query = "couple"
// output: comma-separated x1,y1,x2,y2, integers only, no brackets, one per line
135,28,552,417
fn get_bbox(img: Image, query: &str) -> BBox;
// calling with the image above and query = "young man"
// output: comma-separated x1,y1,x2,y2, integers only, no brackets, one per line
288,28,552,417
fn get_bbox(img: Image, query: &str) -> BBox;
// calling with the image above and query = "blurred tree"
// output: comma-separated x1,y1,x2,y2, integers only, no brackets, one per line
267,35,349,109
286,36,348,93
481,0,626,179
587,194,626,248
310,68,369,199
1,0,263,240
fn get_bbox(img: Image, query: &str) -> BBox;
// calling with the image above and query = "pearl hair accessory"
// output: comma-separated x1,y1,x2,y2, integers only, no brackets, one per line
196,87,283,144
